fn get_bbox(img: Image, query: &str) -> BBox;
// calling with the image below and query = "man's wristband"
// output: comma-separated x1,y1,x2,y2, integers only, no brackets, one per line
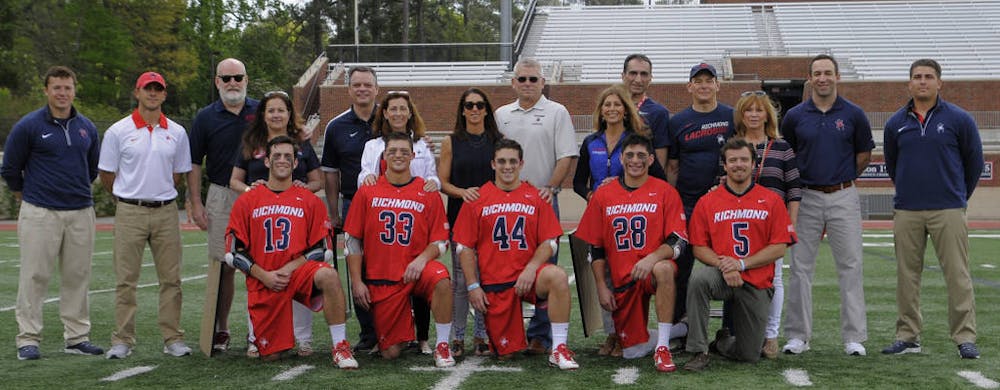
467,282,480,292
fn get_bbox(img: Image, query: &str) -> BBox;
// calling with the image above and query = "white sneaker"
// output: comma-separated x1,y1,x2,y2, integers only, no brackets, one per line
163,341,192,357
549,344,579,370
433,342,456,368
845,342,867,356
106,343,132,359
782,339,810,355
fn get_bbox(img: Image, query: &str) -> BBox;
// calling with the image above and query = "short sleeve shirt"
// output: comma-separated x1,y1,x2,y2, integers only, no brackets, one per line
99,110,191,200
235,141,321,184
495,96,579,187
780,96,874,186
667,104,735,211
189,98,259,186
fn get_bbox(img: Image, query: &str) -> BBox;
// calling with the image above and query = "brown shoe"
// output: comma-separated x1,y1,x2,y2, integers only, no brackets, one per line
526,338,549,355
762,338,779,359
451,340,464,358
610,336,623,357
598,334,617,356
683,352,710,372
473,337,492,356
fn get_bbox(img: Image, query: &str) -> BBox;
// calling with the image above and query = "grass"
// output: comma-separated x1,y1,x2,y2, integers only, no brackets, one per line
0,230,998,389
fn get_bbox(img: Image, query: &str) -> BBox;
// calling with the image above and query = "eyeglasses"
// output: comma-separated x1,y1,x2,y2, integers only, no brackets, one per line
218,74,245,83
387,90,410,96
463,101,486,110
515,76,540,83
741,90,767,97
264,90,289,99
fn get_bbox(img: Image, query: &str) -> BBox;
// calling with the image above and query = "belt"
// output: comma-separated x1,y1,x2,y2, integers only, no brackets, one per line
482,281,516,293
613,280,636,294
806,181,853,194
118,197,175,208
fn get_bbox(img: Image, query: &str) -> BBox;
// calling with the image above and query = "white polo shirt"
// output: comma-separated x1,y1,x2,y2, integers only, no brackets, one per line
98,110,192,201
495,95,578,187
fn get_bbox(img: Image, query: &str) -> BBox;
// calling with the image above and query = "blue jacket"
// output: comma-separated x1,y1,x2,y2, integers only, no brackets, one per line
573,130,667,200
1,105,100,210
884,98,983,210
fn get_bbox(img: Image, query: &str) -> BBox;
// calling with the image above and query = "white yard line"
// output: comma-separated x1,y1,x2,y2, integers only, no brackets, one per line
568,274,576,285
272,364,315,381
783,368,813,387
410,356,523,390
100,365,157,382
958,371,1000,389
0,274,207,312
612,367,640,385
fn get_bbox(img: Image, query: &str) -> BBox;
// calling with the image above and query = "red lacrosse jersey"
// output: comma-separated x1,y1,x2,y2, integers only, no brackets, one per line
575,177,687,288
453,181,563,285
343,176,449,282
688,183,797,289
227,185,332,292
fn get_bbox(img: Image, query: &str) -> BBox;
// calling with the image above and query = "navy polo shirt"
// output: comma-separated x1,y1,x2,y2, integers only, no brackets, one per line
780,96,874,186
667,104,735,211
321,106,374,199
190,98,259,186
639,97,670,150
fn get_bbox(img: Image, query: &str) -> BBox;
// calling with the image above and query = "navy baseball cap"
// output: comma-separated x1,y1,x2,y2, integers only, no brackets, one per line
689,63,718,79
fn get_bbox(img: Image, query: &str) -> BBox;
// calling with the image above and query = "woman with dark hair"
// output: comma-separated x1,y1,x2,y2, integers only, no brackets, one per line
229,90,323,357
733,90,801,359
438,88,502,357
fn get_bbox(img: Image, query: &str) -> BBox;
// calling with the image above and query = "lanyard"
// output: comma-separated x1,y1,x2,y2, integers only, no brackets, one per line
755,139,774,183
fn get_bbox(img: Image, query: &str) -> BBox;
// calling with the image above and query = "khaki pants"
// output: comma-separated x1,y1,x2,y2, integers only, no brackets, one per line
685,266,772,362
206,183,238,262
110,201,184,347
15,202,96,347
893,208,976,344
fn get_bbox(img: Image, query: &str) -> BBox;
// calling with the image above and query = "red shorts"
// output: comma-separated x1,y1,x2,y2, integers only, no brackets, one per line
369,260,449,350
482,263,551,356
248,261,331,356
612,274,657,349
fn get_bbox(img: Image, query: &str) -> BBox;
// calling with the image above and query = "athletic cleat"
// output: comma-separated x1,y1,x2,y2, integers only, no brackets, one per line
653,346,676,372
65,341,104,356
17,345,40,360
958,342,980,359
844,342,867,356
882,340,921,355
548,344,579,370
212,331,230,352
106,343,132,359
332,340,359,369
163,341,192,357
782,338,810,355
434,342,456,367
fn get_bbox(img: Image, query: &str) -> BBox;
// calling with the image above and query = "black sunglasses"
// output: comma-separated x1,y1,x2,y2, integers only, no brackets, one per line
741,90,767,97
218,74,245,83
463,101,486,110
516,76,540,83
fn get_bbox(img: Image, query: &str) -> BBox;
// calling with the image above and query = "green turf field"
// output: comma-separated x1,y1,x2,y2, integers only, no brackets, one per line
1,230,998,389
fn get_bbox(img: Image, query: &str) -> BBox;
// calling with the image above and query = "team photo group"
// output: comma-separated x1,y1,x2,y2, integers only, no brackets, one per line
6,52,983,375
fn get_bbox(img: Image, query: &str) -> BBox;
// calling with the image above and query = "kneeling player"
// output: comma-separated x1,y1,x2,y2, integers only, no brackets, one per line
344,132,455,367
225,136,356,368
575,134,688,372
453,139,578,370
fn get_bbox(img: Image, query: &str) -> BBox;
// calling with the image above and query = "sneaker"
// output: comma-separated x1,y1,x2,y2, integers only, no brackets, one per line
212,331,230,352
845,342,867,356
882,340,921,355
246,343,260,358
17,345,40,360
762,338,779,359
783,338,810,355
549,344,579,370
653,346,676,372
451,340,464,358
297,340,313,357
958,342,980,359
65,341,104,356
434,342,456,367
163,341,192,357
683,352,710,372
419,340,433,355
106,343,132,359
332,340,359,369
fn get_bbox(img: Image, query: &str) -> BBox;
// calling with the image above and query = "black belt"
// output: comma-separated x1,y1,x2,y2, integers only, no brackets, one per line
805,181,854,193
118,197,175,208
613,280,636,294
364,279,399,286
482,281,516,293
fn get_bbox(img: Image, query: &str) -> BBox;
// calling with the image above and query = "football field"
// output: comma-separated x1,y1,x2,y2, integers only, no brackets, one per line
1,230,998,389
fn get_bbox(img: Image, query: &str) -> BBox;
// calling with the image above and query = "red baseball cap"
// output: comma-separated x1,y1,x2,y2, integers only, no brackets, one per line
135,72,167,89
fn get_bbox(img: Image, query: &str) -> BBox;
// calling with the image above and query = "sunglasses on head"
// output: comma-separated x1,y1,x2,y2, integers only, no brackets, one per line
264,90,288,99
387,90,410,96
218,74,245,83
516,76,540,83
741,90,767,97
463,101,486,110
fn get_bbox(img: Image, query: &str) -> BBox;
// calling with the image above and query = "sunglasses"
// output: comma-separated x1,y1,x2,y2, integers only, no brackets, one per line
741,90,767,97
463,101,486,110
516,76,540,83
387,90,410,96
218,74,245,83
264,90,289,99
